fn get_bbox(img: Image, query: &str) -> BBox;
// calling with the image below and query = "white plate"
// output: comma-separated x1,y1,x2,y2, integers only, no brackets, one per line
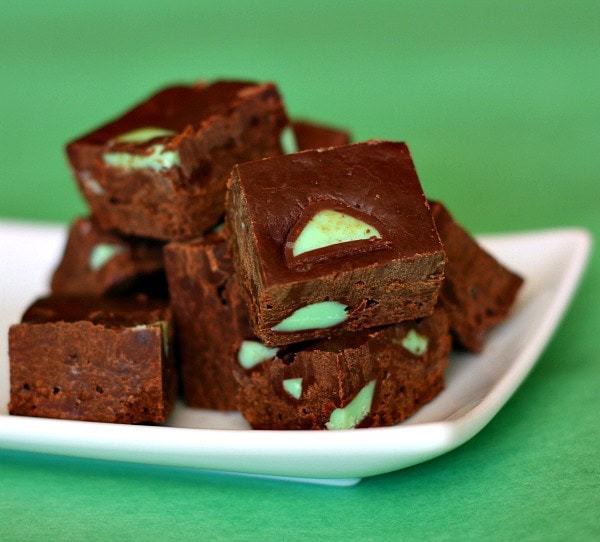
0,221,592,486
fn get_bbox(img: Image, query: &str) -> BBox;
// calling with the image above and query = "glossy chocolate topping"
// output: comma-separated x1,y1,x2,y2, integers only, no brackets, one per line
230,140,443,287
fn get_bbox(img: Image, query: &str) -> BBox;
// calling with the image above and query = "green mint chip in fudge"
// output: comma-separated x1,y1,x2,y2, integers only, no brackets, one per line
292,209,381,257
271,301,348,332
238,340,279,369
112,127,176,144
280,125,298,154
326,380,376,430
282,377,303,399
89,243,125,271
402,329,428,356
103,144,181,171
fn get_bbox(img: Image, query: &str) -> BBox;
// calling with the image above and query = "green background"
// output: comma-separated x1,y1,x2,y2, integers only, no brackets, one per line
1,1,599,540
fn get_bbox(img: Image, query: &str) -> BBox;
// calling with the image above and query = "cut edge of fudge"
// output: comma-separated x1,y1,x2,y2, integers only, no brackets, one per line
164,230,252,410
8,295,177,424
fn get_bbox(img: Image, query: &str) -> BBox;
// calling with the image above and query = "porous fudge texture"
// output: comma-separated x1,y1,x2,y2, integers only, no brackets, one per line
51,217,166,297
66,81,288,240
227,140,446,346
8,296,176,423
430,201,524,351
291,120,351,151
235,308,451,430
164,230,252,410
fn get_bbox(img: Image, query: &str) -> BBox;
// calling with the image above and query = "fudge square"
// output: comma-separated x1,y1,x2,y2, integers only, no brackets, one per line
9,296,176,424
430,201,524,351
236,308,451,430
66,80,288,240
51,216,166,297
281,120,351,154
164,230,253,410
227,140,446,346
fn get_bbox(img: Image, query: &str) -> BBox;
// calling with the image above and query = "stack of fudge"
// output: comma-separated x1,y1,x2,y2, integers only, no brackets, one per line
8,80,523,429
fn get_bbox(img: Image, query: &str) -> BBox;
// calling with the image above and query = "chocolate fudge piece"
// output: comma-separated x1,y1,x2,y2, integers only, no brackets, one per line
66,81,288,240
164,230,252,410
236,309,451,430
227,140,446,346
8,296,176,423
280,120,351,153
293,120,350,149
51,217,166,297
430,201,524,351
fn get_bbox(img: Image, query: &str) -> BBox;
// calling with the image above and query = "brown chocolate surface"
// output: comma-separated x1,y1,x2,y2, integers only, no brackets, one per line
164,231,252,410
236,309,451,430
227,140,446,345
9,296,176,423
51,217,166,297
67,81,288,240
431,201,524,351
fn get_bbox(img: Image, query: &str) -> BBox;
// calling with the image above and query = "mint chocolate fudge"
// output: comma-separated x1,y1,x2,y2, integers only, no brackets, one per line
51,217,166,297
236,308,451,430
9,296,176,424
226,140,446,346
66,81,288,240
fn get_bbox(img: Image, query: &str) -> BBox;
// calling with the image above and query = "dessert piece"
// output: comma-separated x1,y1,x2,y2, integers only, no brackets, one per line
430,201,524,351
280,120,351,154
8,296,176,423
236,308,451,430
164,230,252,410
227,140,446,346
293,120,351,150
51,217,166,297
66,81,288,240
